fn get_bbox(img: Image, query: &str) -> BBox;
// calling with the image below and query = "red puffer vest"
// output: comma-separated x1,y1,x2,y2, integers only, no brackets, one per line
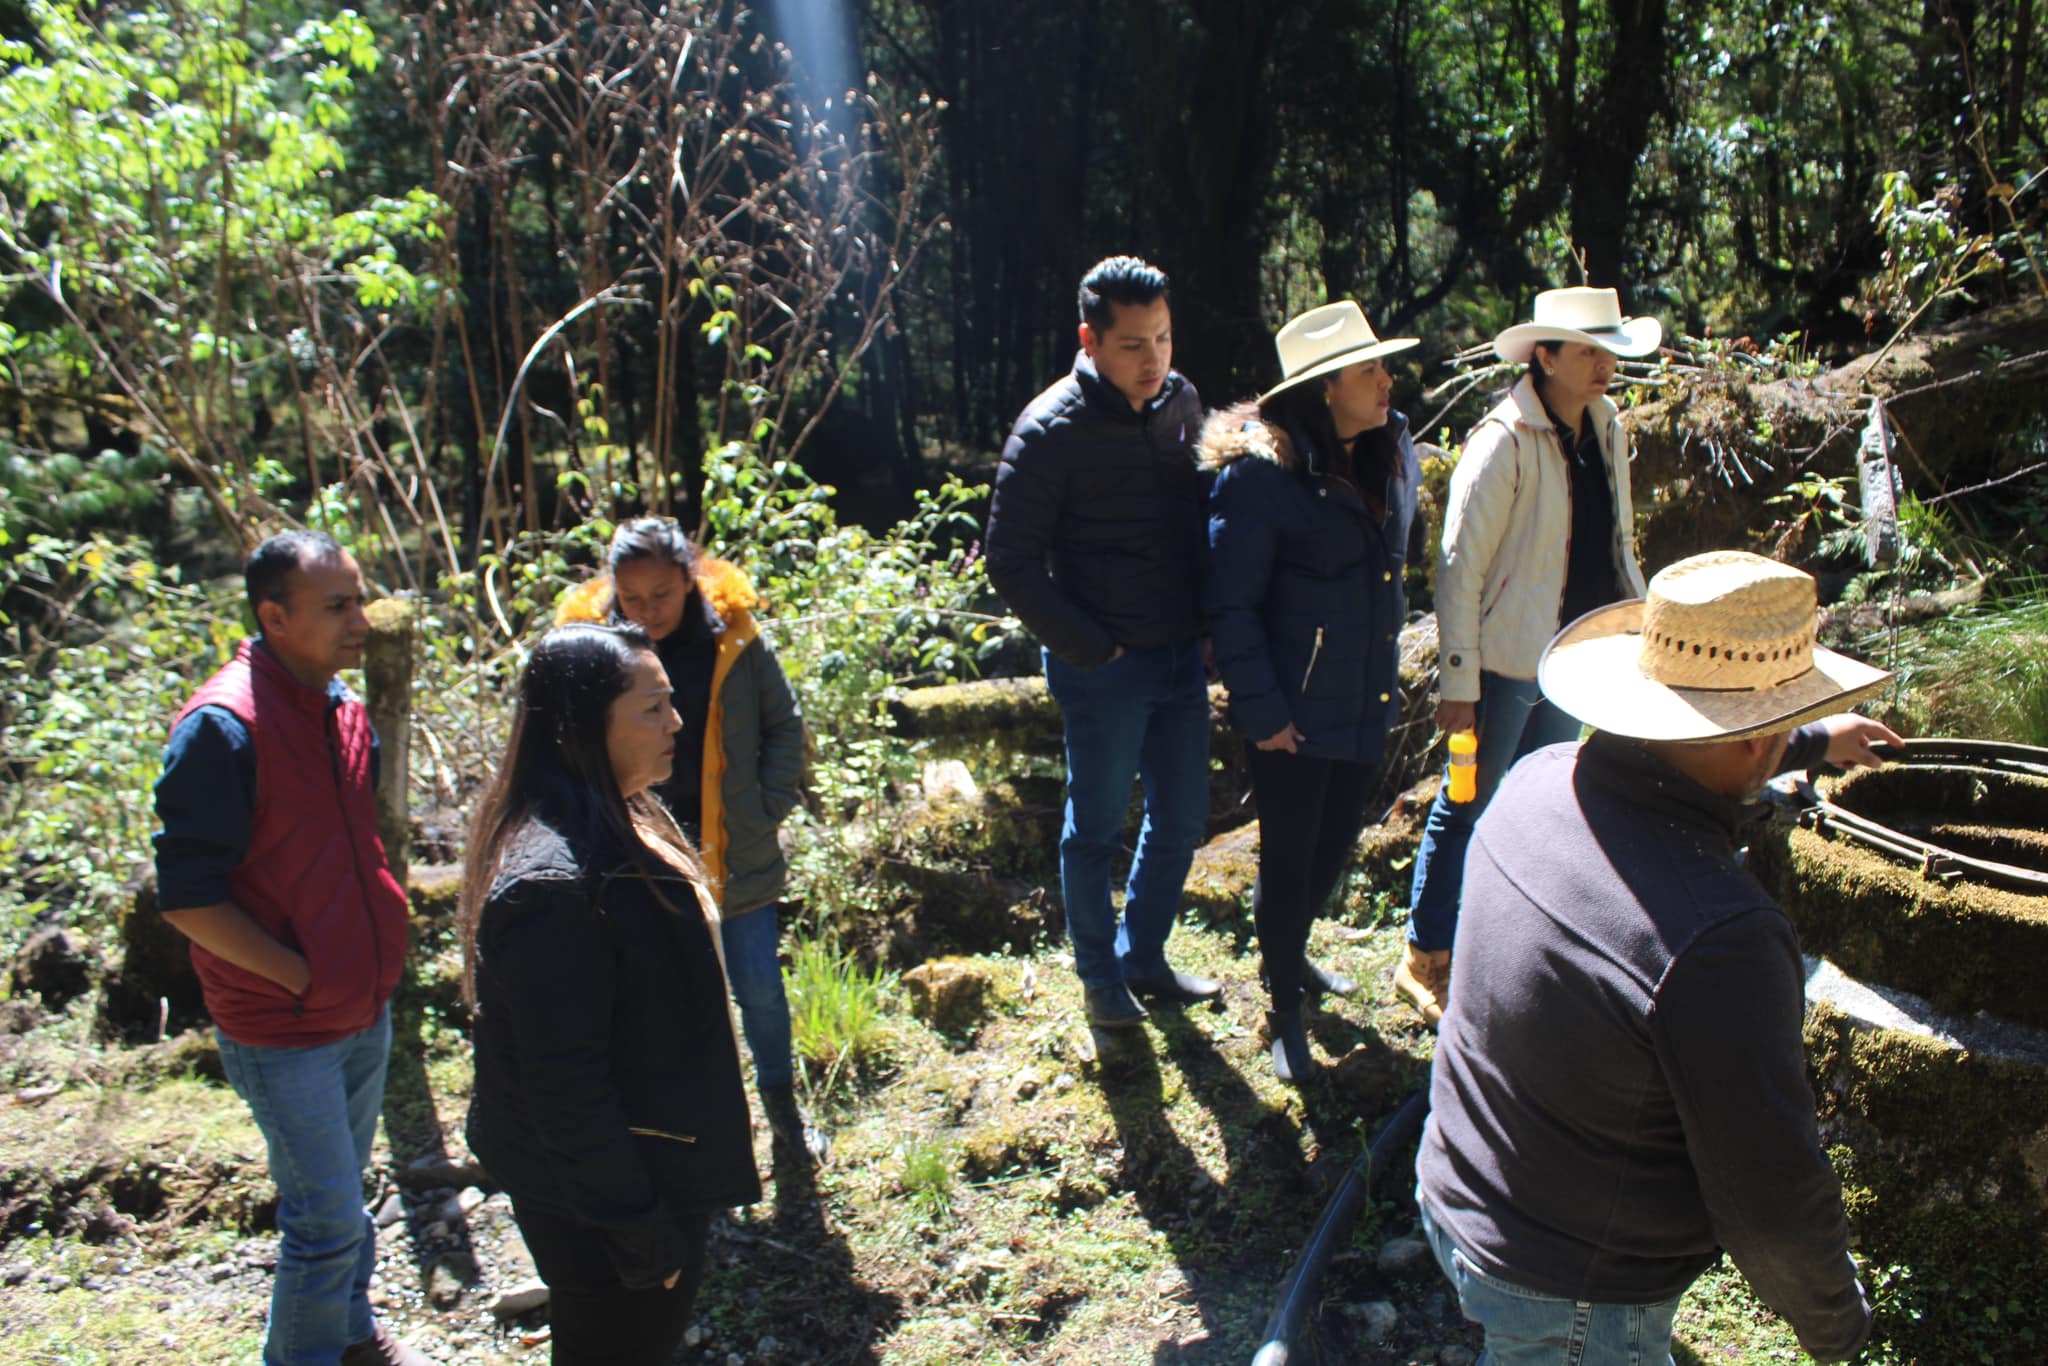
173,641,409,1047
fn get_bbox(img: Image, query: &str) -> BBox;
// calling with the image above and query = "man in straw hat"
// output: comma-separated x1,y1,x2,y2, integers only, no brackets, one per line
1415,550,1899,1363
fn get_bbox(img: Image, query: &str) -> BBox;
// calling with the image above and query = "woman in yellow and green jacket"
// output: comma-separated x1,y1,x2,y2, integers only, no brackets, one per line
556,517,819,1163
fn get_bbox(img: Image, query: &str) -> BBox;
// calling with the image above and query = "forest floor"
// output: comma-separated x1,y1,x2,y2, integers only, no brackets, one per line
0,909,1821,1366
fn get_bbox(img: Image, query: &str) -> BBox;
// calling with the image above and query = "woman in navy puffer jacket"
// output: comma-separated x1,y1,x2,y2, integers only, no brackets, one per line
1201,301,1421,1083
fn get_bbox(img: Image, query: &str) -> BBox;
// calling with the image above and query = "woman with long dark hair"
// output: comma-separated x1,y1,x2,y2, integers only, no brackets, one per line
555,518,819,1163
1398,286,1660,1027
1201,301,1422,1082
460,623,758,1364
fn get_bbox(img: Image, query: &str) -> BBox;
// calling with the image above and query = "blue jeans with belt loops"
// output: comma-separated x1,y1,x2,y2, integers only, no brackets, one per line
215,1005,392,1366
1419,1191,1682,1366
1042,640,1211,990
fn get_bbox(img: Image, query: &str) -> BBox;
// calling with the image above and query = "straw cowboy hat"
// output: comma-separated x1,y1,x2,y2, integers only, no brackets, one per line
1258,301,1418,404
1538,551,1890,743
1493,286,1663,364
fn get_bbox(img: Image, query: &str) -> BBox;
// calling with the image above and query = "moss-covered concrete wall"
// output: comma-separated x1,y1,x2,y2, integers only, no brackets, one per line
890,615,1449,854
1805,1002,2048,1358
1754,766,2048,1028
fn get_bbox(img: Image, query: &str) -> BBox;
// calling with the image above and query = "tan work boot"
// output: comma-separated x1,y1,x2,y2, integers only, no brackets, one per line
1393,944,1450,1028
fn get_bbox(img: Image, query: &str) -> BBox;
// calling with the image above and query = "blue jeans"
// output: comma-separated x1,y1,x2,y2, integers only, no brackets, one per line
1043,641,1211,989
216,1005,392,1366
1420,1193,1681,1366
720,903,795,1091
1407,671,1580,952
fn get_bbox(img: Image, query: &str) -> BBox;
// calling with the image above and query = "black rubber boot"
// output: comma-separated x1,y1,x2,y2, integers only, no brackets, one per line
1301,956,1360,1005
761,1085,829,1166
1125,968,1223,1007
1267,1008,1315,1085
1085,983,1150,1028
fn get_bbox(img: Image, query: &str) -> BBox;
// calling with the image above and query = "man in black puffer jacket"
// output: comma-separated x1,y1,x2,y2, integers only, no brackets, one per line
985,255,1219,1029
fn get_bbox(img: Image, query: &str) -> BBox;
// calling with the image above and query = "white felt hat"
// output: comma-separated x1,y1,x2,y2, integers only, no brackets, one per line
1493,286,1663,364
1258,301,1419,404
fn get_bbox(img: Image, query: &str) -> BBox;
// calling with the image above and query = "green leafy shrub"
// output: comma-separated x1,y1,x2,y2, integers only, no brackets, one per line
0,534,240,947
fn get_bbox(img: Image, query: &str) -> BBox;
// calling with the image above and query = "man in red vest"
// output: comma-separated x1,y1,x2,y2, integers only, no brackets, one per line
154,531,433,1366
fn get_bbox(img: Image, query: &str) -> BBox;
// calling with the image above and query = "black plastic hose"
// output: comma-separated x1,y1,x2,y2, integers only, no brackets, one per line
1250,1086,1432,1366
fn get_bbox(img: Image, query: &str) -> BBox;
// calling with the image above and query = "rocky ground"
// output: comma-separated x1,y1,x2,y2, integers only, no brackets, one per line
0,898,1837,1366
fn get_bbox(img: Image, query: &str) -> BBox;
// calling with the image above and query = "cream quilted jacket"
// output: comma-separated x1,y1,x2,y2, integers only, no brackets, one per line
1435,375,1648,702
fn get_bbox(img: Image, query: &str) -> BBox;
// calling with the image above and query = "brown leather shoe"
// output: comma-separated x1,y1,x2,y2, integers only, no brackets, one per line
341,1324,442,1366
1393,944,1450,1028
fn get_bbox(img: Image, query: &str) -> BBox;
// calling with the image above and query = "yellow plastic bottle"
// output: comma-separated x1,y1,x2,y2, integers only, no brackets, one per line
1447,729,1479,803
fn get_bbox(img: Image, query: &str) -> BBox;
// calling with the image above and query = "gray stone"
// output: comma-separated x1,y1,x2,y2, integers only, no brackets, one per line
1438,1347,1477,1366
1346,1299,1400,1341
374,1193,406,1228
9,925,95,1006
423,1253,475,1310
457,1185,487,1213
684,1324,707,1347
1376,1233,1435,1279
490,1279,550,1319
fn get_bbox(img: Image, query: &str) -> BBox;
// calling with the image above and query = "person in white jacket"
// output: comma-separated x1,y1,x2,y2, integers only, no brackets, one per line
1394,287,1660,1026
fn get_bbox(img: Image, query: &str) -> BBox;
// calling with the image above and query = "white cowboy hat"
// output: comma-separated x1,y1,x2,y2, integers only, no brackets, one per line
1258,301,1418,404
1493,286,1663,364
1538,550,1890,743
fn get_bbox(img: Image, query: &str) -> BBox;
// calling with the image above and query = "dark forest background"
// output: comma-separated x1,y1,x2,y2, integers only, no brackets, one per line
2,0,2039,558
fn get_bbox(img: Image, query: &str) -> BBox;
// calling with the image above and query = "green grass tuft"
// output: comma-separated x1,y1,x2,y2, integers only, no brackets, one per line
785,936,893,1095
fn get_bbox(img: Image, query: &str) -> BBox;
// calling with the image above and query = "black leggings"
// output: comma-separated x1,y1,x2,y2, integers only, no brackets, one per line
512,1200,712,1366
1247,746,1378,1009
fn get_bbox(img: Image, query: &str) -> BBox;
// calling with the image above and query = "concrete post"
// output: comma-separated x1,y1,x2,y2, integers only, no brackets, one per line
362,597,416,891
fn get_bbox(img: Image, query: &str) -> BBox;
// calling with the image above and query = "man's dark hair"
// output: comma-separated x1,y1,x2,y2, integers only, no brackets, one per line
1078,255,1170,333
246,530,344,620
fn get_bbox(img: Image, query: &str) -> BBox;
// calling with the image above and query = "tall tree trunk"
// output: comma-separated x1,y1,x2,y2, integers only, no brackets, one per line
1567,0,1672,286
2005,0,2034,161
1178,0,1285,398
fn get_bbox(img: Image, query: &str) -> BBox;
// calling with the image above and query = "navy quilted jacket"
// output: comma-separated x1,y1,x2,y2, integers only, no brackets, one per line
1201,409,1419,763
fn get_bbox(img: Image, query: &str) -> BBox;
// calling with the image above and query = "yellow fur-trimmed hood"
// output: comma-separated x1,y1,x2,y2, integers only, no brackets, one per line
552,556,760,629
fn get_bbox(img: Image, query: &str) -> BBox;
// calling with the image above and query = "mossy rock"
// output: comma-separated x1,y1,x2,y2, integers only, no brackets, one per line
1181,824,1262,922
901,956,997,1037
104,1027,225,1086
409,865,464,921
870,855,1052,961
891,778,1065,884
1757,765,2048,1028
959,1116,1063,1180
98,873,207,1041
890,677,1066,748
1804,1001,2048,1358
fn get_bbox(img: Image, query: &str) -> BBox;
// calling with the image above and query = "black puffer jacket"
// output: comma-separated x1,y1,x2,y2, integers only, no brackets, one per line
466,810,759,1289
985,352,1207,667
